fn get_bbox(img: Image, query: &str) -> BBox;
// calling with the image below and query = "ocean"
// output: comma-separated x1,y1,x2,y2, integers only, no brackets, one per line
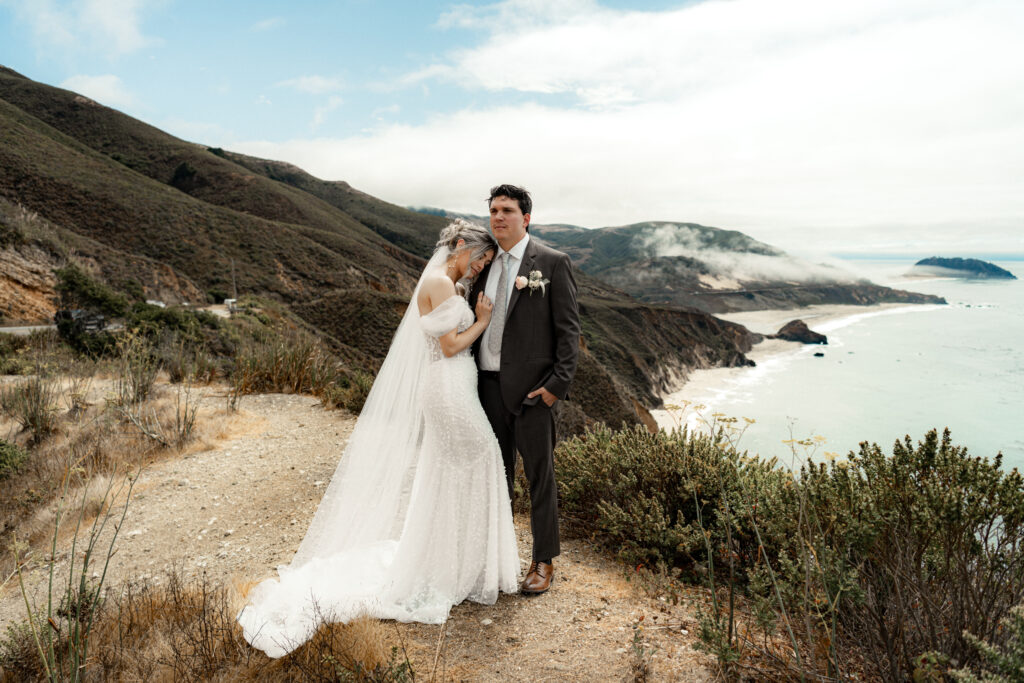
653,259,1024,470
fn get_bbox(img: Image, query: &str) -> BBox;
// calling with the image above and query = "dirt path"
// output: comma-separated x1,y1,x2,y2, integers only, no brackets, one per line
1,391,714,681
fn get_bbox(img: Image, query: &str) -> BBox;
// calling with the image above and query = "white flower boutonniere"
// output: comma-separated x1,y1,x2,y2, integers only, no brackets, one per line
514,276,528,290
526,270,550,295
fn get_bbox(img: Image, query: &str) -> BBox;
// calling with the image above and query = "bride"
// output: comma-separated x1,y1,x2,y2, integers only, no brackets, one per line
238,220,521,658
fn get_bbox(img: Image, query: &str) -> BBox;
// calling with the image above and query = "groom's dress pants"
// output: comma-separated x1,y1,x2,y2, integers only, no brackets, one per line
478,372,560,562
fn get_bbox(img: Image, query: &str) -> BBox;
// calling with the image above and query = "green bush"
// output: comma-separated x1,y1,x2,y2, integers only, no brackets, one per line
0,333,31,375
952,603,1024,682
0,439,29,479
55,263,128,317
556,425,1024,681
556,424,783,569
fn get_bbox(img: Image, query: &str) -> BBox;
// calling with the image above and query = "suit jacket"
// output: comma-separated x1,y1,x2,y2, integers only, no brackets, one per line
471,236,581,415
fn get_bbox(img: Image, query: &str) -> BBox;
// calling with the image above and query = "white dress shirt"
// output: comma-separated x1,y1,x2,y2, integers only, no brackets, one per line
478,232,530,371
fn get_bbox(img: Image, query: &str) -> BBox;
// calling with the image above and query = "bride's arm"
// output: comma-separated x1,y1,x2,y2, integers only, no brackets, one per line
420,278,493,358
439,292,492,357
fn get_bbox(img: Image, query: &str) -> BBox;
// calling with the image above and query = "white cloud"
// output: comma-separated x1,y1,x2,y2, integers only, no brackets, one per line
312,96,344,129
276,75,344,95
59,73,135,108
236,0,1024,254
250,16,284,32
3,0,157,56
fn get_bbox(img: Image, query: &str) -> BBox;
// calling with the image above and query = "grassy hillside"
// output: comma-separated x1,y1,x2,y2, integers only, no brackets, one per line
0,66,764,429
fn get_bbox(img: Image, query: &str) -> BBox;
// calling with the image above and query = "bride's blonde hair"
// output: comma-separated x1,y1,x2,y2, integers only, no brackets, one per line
436,218,497,263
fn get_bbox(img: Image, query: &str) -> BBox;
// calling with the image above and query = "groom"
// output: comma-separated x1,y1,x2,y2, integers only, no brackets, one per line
471,184,580,595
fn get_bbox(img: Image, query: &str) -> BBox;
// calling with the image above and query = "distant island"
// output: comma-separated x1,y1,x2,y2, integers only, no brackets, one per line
909,257,1017,280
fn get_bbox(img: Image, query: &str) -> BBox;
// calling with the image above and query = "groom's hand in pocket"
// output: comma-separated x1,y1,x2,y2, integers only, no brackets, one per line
527,387,558,407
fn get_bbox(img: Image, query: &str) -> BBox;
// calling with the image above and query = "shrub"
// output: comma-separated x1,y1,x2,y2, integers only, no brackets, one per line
817,430,1024,680
556,423,781,569
952,603,1024,682
0,332,30,375
0,375,59,444
232,328,345,398
0,439,29,479
0,621,40,680
54,262,128,317
112,332,159,407
557,424,1024,681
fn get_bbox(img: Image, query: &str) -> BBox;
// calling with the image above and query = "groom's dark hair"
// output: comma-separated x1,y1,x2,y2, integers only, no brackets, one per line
488,184,532,219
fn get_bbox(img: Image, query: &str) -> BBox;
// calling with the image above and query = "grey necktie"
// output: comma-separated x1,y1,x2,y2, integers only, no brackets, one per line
488,253,510,355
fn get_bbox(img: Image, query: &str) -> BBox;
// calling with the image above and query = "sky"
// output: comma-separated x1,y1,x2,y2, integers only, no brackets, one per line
1,0,1022,257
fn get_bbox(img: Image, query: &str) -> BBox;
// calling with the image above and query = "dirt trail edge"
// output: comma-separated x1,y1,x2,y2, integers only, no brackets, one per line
1,392,714,681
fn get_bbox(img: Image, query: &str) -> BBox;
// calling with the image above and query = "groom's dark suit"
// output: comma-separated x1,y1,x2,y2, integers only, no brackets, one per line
471,236,580,562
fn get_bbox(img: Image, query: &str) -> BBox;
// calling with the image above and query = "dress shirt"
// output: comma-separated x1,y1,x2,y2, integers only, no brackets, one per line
478,232,530,371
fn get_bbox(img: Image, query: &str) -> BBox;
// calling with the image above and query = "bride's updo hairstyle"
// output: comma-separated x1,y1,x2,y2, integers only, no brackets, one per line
436,218,498,264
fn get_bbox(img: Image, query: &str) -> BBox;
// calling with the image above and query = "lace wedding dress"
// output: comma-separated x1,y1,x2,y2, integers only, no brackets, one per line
238,256,520,658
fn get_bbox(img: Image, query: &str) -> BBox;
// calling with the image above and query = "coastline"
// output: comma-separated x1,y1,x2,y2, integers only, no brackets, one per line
651,302,929,432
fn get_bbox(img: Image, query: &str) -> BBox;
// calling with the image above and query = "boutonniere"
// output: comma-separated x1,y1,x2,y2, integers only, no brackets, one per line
521,270,549,295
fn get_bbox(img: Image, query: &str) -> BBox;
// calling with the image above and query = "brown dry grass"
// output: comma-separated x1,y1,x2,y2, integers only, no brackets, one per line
2,569,405,682
0,376,253,580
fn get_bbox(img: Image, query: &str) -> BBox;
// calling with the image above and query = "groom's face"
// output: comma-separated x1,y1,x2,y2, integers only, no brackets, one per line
489,195,530,245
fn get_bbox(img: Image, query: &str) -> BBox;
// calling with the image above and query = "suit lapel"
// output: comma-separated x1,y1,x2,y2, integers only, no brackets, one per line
505,238,538,321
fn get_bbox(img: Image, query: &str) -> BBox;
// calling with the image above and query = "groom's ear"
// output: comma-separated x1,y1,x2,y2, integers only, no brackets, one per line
523,213,531,232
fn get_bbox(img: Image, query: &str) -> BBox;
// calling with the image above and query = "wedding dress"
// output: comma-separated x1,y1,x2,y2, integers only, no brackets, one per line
238,251,520,658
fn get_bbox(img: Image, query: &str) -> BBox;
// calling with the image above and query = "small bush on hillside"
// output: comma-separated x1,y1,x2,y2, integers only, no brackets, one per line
0,333,30,375
127,301,221,341
0,440,29,479
952,603,1024,682
55,262,128,317
0,375,59,444
112,332,159,407
0,620,40,680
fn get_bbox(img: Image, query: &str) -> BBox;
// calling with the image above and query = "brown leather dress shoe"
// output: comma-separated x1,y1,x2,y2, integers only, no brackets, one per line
521,560,554,594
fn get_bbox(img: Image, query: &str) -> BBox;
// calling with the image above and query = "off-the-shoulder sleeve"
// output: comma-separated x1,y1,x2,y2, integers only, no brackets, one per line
419,296,469,338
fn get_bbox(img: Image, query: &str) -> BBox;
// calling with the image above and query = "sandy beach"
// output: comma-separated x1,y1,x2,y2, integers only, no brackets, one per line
650,303,920,432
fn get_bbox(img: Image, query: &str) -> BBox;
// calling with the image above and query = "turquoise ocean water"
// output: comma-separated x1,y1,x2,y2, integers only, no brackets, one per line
661,259,1024,469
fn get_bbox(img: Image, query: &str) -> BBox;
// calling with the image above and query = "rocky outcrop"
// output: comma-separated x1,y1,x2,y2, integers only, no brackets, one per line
910,257,1016,280
772,320,827,344
0,244,59,324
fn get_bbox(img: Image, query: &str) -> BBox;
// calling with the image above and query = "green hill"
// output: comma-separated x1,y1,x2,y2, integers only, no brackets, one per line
0,66,762,430
531,221,945,313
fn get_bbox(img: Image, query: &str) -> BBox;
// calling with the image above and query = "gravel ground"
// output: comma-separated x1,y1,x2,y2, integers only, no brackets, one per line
1,390,715,681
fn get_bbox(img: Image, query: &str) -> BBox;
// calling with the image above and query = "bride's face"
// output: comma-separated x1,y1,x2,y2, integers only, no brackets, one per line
460,248,495,280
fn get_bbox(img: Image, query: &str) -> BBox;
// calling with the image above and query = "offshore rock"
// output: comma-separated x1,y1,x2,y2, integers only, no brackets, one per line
773,320,827,345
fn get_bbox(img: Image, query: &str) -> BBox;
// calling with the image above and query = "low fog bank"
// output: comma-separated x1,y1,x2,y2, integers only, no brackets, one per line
638,224,863,285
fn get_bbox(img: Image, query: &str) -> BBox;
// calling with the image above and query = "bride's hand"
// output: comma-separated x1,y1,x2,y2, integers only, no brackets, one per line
475,293,493,324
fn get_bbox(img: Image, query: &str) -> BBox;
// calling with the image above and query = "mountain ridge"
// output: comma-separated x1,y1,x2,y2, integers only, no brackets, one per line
413,209,946,313
0,66,762,431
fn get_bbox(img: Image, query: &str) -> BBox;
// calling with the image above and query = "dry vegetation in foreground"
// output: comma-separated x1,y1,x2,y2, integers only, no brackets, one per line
0,331,417,681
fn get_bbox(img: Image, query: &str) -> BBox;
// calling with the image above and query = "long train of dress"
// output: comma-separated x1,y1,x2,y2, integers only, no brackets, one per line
238,295,519,658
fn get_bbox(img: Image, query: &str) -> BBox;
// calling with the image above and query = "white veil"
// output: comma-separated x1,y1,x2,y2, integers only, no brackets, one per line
288,247,452,568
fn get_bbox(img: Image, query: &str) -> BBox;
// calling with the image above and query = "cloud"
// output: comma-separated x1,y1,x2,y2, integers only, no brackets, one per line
3,0,157,56
276,75,344,95
236,0,1024,254
312,96,344,129
637,224,858,283
59,73,135,108
250,16,284,32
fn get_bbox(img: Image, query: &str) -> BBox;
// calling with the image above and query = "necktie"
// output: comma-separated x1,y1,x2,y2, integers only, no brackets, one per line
488,252,510,355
